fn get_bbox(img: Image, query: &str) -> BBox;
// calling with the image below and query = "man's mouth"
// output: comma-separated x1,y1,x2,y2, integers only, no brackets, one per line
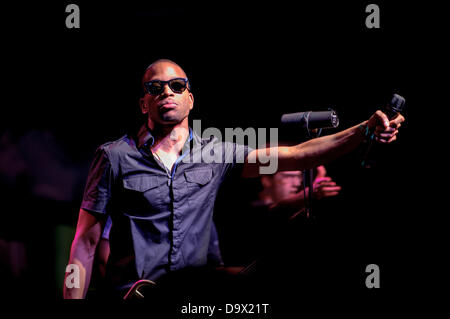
159,100,177,109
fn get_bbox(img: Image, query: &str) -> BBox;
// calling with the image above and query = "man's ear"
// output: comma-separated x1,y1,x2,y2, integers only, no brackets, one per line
260,175,272,189
140,98,148,114
188,92,194,110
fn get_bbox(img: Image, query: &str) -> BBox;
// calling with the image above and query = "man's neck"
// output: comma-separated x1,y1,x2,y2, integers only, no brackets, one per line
149,120,190,157
258,190,274,206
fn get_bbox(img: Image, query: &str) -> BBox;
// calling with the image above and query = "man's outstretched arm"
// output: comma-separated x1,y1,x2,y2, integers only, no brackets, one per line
242,110,404,178
63,209,104,299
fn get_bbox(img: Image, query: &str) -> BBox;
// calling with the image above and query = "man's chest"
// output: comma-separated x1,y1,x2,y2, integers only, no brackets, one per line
151,150,178,174
115,155,221,216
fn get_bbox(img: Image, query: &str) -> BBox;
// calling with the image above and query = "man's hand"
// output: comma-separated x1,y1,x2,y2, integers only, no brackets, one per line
367,110,405,144
242,110,406,178
312,165,341,200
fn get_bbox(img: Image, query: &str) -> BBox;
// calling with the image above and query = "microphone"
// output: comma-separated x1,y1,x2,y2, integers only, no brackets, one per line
383,93,406,119
280,110,338,219
280,110,339,130
361,93,406,168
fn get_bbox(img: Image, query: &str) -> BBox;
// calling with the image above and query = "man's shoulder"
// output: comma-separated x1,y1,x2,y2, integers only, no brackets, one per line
97,134,136,157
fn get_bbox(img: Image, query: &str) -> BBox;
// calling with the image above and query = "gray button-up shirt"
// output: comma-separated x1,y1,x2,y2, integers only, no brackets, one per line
81,125,252,290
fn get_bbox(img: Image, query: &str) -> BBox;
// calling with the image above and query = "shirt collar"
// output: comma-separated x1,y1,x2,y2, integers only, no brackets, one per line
136,124,196,150
137,124,155,149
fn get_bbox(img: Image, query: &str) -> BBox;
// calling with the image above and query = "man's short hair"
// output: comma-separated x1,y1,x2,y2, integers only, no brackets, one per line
140,59,190,97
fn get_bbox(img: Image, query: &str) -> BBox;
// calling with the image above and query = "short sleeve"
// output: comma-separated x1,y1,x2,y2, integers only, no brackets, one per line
80,146,115,215
101,216,113,239
234,142,254,165
220,142,254,180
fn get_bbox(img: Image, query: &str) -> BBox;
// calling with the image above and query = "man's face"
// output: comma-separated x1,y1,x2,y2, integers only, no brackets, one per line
140,62,194,128
271,171,303,202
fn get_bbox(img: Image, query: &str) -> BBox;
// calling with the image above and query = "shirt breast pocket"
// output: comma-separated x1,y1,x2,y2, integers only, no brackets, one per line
121,174,164,217
184,168,213,191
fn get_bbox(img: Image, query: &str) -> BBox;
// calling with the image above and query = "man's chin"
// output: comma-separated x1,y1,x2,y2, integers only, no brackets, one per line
158,115,183,126
151,110,188,127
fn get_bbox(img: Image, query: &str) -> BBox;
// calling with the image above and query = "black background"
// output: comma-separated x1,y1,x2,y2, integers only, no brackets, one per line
1,0,446,315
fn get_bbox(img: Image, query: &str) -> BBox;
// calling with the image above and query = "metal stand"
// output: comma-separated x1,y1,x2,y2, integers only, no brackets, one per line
302,128,322,219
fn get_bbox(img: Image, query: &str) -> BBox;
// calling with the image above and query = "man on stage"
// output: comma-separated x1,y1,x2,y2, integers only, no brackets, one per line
63,59,404,299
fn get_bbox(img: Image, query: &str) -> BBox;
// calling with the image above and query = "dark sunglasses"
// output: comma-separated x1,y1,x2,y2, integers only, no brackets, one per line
143,78,190,96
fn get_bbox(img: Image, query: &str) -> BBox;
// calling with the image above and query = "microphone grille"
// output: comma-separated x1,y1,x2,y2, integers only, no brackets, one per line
280,112,305,124
388,94,406,114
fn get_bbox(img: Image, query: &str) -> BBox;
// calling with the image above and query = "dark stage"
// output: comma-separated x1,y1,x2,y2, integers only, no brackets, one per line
0,1,445,315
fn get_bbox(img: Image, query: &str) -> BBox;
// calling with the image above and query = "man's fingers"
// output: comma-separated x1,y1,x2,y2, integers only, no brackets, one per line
315,183,341,192
375,130,398,138
375,110,390,129
322,186,342,192
315,180,335,187
323,192,340,197
386,135,397,143
374,135,397,143
368,111,404,145
320,182,337,187
375,126,396,133
321,186,341,197
373,113,403,144
314,177,332,184
369,111,405,131
391,114,405,126
316,165,327,178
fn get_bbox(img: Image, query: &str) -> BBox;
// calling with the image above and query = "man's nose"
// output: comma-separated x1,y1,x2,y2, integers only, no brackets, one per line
293,177,302,188
161,83,175,96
